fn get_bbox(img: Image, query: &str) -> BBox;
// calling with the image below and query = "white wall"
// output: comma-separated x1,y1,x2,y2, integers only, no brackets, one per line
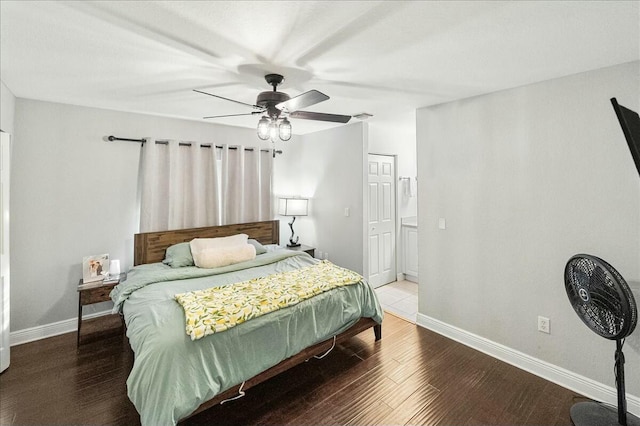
416,62,640,401
11,99,271,332
273,122,366,274
1,80,16,134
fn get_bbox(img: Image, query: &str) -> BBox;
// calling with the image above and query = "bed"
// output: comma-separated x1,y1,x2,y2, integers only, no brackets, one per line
111,220,384,425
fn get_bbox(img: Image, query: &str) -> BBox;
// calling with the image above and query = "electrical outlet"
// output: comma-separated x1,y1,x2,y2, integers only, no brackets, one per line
538,316,550,334
317,251,323,259
324,252,329,260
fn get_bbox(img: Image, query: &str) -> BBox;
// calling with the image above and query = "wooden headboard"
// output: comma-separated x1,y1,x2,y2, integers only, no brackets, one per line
133,220,280,266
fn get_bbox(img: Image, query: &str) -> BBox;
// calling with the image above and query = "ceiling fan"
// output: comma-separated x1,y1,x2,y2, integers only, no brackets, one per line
194,73,351,141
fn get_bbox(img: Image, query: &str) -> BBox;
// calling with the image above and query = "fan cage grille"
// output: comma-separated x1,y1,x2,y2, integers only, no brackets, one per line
564,255,637,340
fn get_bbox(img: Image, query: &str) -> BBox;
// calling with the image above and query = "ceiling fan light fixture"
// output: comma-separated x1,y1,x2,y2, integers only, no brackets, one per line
279,118,292,141
269,121,279,142
197,73,351,141
257,116,270,140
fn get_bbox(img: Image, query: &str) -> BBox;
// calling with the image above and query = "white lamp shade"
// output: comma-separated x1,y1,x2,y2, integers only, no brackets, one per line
278,198,308,216
279,118,292,141
257,117,270,140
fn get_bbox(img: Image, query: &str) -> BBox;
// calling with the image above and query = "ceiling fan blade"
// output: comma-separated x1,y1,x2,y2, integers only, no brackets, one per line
194,89,261,110
203,112,263,119
290,111,352,123
276,89,329,113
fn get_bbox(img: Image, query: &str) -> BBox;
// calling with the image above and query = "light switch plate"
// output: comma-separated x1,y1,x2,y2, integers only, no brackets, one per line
438,218,446,229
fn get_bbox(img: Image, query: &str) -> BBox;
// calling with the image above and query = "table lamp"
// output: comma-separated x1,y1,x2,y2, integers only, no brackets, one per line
278,197,308,247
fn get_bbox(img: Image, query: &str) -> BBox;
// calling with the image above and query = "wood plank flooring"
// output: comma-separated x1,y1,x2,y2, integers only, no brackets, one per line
0,313,587,425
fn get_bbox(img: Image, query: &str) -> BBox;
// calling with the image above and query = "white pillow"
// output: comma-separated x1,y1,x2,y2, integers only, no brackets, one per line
190,234,248,252
190,234,256,268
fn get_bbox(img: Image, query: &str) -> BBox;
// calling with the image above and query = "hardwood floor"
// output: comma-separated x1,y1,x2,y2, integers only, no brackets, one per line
0,313,586,425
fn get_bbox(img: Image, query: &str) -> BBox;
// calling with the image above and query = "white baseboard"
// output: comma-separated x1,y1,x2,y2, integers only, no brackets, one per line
10,310,112,347
416,313,640,417
396,273,418,283
404,274,418,283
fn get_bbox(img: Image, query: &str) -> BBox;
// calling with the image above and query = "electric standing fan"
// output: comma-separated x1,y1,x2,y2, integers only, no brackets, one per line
564,254,640,426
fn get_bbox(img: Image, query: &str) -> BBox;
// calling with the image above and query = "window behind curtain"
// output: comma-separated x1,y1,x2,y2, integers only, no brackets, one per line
140,139,272,233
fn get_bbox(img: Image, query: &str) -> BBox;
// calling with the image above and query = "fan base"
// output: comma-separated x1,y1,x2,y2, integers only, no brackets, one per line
571,402,640,426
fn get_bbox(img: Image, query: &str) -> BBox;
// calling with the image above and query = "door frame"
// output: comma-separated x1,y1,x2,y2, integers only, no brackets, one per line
363,152,398,288
1,131,11,372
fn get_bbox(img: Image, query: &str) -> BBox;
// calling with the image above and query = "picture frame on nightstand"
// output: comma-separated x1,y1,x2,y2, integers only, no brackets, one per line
82,253,109,283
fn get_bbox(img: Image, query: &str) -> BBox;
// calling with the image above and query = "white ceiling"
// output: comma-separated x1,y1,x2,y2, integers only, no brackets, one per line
1,1,638,134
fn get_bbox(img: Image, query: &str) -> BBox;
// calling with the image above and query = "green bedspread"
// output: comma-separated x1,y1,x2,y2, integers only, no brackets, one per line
112,250,383,426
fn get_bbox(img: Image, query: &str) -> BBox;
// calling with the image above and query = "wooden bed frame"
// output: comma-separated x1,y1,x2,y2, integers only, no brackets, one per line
132,220,381,421
134,220,281,266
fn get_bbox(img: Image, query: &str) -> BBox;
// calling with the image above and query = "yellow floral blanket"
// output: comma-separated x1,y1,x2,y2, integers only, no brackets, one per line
175,260,363,341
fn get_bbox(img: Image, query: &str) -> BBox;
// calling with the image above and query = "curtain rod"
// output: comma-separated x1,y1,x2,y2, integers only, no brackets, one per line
107,135,282,155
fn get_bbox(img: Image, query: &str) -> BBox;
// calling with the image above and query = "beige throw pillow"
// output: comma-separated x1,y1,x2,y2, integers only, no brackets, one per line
190,234,256,268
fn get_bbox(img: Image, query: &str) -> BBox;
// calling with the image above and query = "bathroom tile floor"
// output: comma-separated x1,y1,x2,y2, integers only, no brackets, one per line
374,279,418,323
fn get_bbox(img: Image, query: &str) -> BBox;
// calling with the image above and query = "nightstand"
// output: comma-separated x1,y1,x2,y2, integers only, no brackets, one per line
77,273,126,346
287,244,315,258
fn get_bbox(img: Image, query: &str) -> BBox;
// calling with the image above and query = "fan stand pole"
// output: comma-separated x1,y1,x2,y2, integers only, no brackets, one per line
569,341,640,426
615,339,627,426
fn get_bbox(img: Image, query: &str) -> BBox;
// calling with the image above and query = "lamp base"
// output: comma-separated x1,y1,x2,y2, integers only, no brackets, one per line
287,242,301,248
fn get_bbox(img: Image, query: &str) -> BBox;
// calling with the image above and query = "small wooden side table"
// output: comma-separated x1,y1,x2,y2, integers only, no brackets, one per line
77,273,126,346
286,244,316,258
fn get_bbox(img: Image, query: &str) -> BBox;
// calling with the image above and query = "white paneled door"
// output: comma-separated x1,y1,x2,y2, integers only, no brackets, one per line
368,154,396,288
1,132,10,372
